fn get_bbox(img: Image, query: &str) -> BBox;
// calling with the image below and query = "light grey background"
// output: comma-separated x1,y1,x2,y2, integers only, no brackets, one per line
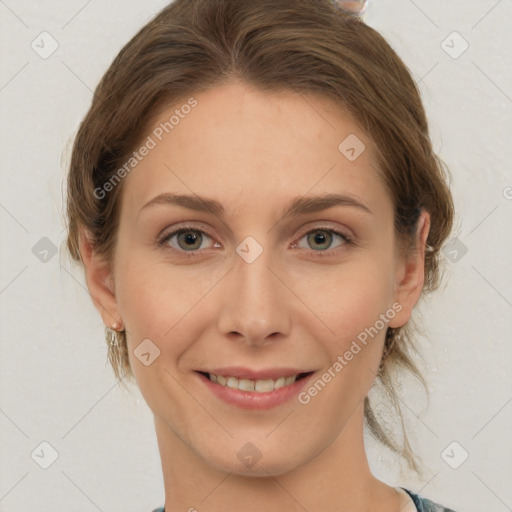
1,1,511,511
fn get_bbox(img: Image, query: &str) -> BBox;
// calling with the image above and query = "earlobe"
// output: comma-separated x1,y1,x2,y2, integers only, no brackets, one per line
78,228,122,329
388,210,430,328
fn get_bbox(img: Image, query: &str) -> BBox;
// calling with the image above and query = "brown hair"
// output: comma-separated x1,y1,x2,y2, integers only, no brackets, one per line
65,0,454,472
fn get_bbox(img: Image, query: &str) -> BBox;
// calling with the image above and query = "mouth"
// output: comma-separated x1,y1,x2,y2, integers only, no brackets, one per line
194,368,316,410
196,371,314,393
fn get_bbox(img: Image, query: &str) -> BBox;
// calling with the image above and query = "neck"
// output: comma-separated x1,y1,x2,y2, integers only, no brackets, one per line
154,401,400,512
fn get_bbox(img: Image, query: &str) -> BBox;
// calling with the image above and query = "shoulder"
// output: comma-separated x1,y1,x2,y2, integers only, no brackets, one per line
402,488,459,512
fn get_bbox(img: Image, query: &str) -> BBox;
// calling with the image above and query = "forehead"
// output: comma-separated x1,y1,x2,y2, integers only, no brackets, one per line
119,81,391,222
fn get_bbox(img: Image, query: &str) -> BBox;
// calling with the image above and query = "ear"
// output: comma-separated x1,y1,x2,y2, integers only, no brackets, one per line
78,228,121,328
388,210,430,328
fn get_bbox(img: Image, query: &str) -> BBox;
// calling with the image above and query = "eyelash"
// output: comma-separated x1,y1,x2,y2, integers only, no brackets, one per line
157,224,354,258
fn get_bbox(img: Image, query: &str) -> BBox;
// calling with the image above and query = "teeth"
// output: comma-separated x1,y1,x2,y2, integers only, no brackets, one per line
274,376,286,389
226,377,239,389
238,378,255,391
255,379,275,392
208,373,299,392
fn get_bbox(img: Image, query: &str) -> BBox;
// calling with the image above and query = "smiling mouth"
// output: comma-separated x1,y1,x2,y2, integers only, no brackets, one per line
197,371,313,393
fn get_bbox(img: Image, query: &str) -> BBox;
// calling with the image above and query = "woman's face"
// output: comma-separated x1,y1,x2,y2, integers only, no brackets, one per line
89,81,427,476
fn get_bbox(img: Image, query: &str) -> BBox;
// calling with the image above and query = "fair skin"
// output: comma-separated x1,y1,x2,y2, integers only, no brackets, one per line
80,81,429,512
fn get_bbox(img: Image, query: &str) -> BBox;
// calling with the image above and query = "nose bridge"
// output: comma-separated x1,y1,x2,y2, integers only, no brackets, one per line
217,238,291,343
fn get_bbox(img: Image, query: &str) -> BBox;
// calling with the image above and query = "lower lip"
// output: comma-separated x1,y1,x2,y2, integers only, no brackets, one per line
196,372,315,410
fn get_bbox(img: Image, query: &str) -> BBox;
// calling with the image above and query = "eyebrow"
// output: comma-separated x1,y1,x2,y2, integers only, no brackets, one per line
137,192,373,220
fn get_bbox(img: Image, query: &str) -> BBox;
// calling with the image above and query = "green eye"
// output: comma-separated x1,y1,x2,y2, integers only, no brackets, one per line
296,229,351,253
160,227,215,253
158,225,353,258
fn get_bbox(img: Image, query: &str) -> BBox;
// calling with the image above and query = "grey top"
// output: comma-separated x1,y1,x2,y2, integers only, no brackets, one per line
150,488,458,511
403,488,458,511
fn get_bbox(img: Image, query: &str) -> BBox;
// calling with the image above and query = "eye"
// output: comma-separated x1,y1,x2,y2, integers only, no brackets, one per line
293,228,351,254
159,226,218,253
158,225,353,256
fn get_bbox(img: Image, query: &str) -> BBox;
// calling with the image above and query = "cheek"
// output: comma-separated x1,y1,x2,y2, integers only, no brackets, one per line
289,255,396,406
114,249,223,355
291,255,395,342
294,266,394,415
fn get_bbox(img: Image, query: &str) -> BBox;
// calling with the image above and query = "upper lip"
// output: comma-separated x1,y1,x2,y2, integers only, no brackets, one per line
196,367,315,380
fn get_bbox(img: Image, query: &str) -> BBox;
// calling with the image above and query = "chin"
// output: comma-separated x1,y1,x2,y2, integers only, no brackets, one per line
204,449,301,478
193,432,313,478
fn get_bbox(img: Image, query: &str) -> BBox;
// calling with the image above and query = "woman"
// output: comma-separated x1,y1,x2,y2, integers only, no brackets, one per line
65,0,458,510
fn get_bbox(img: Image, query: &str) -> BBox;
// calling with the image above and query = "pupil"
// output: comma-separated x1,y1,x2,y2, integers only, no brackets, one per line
180,231,200,250
309,230,331,250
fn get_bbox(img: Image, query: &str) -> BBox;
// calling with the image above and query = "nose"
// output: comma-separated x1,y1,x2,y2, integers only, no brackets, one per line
217,243,292,347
